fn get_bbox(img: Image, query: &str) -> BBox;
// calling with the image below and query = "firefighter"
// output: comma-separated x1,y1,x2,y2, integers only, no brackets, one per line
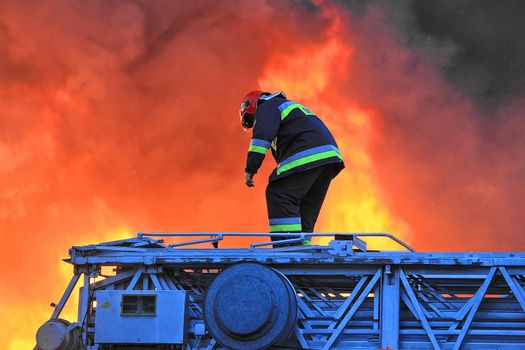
240,90,345,245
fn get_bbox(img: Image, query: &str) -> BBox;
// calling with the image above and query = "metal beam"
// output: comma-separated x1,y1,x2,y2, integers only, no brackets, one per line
51,273,80,319
453,267,496,350
126,268,143,290
322,269,381,350
400,269,441,350
381,266,400,349
499,267,525,313
78,273,91,344
150,273,163,290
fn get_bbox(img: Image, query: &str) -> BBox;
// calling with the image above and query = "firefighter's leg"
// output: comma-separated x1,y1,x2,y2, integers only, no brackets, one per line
266,168,324,245
300,165,339,240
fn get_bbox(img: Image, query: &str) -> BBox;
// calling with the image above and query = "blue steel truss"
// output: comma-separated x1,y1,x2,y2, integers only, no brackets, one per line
45,232,525,350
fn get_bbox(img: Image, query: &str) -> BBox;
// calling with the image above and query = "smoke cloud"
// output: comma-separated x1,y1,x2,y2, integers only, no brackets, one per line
0,0,524,347
341,0,525,249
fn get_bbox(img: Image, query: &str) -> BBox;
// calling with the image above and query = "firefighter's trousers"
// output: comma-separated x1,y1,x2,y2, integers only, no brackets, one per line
265,163,339,244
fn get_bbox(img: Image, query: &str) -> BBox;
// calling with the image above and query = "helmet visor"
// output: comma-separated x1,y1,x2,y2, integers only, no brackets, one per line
241,113,255,129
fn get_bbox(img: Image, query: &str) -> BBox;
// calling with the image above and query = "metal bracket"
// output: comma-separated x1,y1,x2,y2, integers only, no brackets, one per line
74,264,99,277
328,240,355,256
328,236,367,256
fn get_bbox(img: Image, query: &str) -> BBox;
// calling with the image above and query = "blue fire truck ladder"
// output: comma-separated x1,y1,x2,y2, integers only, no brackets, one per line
35,232,525,350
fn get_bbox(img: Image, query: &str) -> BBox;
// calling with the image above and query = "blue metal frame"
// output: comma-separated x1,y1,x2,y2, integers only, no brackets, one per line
43,232,525,349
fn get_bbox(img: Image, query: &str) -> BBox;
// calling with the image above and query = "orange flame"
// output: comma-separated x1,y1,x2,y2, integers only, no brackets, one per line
2,1,524,348
258,9,410,249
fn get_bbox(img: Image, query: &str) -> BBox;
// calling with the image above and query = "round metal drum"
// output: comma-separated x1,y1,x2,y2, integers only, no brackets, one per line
204,263,298,350
272,267,300,346
36,318,80,350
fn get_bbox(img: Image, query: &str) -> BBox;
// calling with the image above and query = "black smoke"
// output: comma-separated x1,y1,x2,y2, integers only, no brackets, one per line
409,0,525,108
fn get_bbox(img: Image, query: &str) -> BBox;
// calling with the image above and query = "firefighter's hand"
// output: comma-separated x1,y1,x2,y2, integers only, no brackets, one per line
245,173,255,187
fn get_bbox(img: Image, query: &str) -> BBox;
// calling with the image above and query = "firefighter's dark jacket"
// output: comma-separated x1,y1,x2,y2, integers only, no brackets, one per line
245,96,344,182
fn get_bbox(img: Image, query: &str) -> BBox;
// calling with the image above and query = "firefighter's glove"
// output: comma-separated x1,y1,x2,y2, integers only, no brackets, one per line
245,172,255,187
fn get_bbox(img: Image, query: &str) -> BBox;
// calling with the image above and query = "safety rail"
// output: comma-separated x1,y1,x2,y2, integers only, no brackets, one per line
136,231,416,252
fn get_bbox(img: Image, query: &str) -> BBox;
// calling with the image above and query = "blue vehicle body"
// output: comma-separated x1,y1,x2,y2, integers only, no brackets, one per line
36,232,525,350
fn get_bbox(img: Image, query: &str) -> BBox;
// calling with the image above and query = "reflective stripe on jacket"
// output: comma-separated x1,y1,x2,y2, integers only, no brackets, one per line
245,97,344,181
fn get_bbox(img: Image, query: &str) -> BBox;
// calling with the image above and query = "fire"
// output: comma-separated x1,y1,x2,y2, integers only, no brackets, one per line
1,0,524,348
258,10,410,249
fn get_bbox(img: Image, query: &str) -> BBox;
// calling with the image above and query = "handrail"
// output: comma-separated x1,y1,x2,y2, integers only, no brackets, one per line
137,232,415,252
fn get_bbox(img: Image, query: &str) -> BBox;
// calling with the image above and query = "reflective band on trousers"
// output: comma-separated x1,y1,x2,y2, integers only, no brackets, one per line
269,217,302,232
277,145,342,175
278,101,314,120
249,138,271,155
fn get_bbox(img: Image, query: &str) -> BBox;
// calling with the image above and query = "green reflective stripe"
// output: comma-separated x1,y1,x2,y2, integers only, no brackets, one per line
249,145,269,154
277,150,342,175
269,224,302,232
280,104,300,120
281,103,314,120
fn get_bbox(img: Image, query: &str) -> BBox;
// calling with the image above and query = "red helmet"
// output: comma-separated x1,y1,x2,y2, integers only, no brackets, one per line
239,90,268,129
239,90,287,129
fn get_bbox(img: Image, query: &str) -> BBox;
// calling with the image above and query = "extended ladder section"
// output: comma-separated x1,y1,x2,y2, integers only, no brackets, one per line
36,233,525,350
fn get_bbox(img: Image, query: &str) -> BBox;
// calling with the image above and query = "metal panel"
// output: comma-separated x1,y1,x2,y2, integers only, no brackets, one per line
94,290,187,344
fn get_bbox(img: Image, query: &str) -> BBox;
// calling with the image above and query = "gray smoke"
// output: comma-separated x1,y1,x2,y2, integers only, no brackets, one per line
376,0,525,109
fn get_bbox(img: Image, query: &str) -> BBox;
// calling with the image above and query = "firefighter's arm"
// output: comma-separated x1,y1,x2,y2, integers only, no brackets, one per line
244,102,280,186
